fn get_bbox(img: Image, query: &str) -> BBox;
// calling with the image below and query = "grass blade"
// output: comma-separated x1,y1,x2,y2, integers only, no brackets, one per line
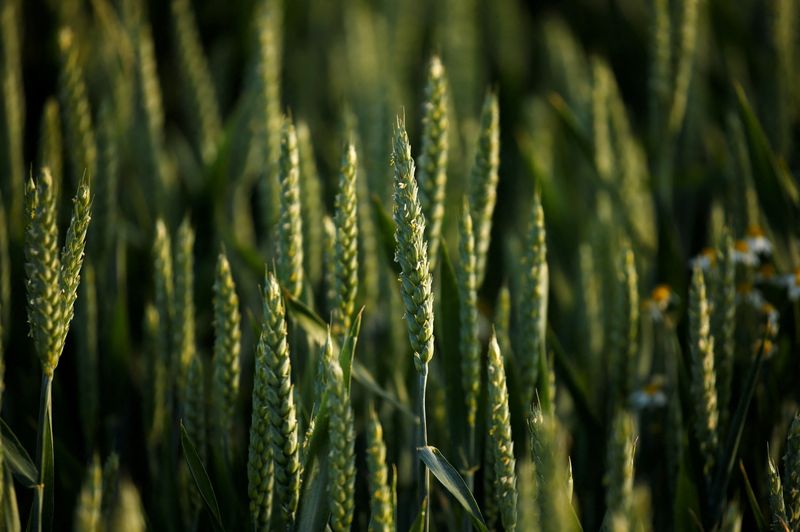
0,419,37,487
739,461,767,531
417,446,487,532
180,422,225,531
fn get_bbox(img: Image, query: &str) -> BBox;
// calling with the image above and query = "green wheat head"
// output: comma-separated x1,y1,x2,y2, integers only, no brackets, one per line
392,116,435,372
366,406,394,531
211,250,242,454
174,217,197,396
457,197,480,428
688,265,719,478
25,168,91,375
468,91,500,286
333,142,359,339
73,456,103,532
416,55,449,272
519,191,548,409
260,271,301,527
276,116,304,298
768,450,788,531
487,331,517,532
58,27,97,187
327,350,356,532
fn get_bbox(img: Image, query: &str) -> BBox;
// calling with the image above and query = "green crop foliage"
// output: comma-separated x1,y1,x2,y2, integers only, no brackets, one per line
2,2,800,531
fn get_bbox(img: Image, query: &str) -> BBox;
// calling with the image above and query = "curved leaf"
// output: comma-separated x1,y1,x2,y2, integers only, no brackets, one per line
0,419,37,488
180,422,225,531
417,446,487,532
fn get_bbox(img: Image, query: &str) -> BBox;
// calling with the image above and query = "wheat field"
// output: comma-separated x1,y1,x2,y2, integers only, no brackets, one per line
0,0,799,530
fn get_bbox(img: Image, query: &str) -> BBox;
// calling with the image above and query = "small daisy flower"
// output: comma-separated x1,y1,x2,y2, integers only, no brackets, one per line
746,226,772,255
644,284,675,322
689,247,717,271
732,240,759,266
630,375,667,410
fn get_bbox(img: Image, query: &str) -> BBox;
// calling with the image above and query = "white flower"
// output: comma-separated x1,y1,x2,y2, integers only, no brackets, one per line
644,284,674,322
781,268,800,301
733,240,758,266
630,376,667,410
746,226,772,255
689,248,717,271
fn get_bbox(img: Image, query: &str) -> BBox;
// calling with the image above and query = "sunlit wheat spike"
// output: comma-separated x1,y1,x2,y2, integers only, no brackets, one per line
518,191,548,409
174,217,197,396
109,478,146,532
668,0,699,134
183,355,207,514
212,250,241,455
392,116,435,372
153,219,176,388
784,413,800,529
0,0,25,230
487,332,517,532
468,91,500,286
297,120,325,286
768,450,788,532
711,233,735,432
76,261,98,447
611,246,638,408
689,265,719,478
327,354,356,532
417,55,449,271
256,0,283,234
604,410,636,523
248,268,277,529
259,271,300,526
59,170,92,353
38,98,63,195
276,116,304,298
457,198,480,428
333,142,359,339
366,406,394,532
58,27,98,187
73,455,102,532
171,0,221,164
25,170,64,375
